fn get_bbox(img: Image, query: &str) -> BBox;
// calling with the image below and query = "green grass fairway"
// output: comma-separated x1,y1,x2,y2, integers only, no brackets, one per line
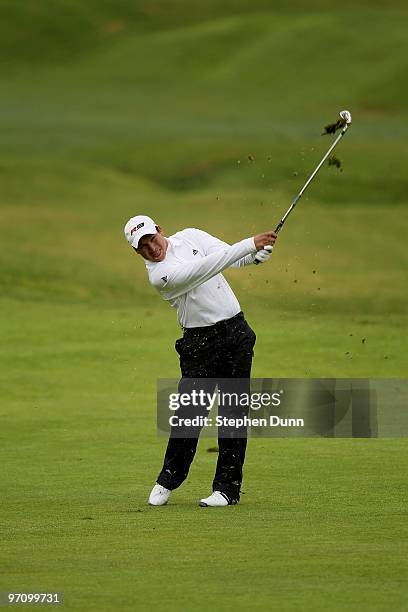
1,2,407,610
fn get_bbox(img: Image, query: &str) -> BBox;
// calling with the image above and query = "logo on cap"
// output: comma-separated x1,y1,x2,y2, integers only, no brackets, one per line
161,276,168,283
192,249,198,256
130,222,145,236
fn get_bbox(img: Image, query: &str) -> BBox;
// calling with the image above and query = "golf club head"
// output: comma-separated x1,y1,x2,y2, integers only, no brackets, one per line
340,110,352,124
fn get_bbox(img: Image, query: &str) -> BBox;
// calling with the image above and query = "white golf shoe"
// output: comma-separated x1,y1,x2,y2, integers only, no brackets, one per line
148,484,171,506
199,491,230,507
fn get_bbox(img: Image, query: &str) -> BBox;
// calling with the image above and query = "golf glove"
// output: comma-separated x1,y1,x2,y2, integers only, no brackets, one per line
254,244,273,264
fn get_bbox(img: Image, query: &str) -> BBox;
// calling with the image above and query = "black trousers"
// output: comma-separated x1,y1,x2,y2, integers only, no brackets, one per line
156,312,256,503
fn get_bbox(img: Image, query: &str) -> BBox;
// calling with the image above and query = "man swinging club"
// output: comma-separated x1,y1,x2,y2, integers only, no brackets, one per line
124,215,277,507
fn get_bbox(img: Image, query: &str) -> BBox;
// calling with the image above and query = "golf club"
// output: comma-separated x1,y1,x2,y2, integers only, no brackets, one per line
255,110,352,264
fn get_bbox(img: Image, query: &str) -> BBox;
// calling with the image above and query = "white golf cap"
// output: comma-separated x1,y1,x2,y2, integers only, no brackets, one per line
124,215,157,249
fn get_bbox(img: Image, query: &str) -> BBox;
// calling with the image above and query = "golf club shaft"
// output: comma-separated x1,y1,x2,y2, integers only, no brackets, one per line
274,124,350,234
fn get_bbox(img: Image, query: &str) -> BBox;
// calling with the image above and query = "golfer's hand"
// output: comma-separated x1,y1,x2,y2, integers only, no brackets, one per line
254,231,277,251
254,245,273,264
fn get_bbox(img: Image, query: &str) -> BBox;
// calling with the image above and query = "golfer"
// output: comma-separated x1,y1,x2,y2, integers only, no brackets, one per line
124,215,277,507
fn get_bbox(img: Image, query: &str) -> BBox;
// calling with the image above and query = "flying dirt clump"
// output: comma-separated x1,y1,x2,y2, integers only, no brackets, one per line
328,155,342,169
322,115,348,135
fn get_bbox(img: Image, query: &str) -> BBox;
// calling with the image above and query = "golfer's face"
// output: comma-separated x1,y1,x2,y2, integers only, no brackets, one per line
137,233,167,262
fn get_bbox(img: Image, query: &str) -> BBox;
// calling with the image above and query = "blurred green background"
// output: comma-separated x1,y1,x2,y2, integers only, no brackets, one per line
1,2,407,611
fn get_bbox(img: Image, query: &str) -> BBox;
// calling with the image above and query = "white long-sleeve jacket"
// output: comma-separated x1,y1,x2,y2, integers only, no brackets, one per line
145,228,257,328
